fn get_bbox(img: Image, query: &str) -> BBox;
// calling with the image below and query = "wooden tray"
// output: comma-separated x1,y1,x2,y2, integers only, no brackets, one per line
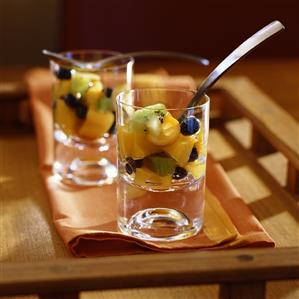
0,76,298,299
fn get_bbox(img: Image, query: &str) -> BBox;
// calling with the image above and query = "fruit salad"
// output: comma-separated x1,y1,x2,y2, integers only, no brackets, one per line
118,103,206,190
53,66,117,140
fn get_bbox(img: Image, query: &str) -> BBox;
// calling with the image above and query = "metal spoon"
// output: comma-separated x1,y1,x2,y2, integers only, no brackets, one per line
42,49,88,68
188,20,285,108
42,50,210,68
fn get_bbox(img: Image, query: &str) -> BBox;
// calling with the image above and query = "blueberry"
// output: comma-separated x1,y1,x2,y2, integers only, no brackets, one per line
75,104,88,119
188,147,198,162
108,120,116,134
54,67,72,80
180,116,200,136
126,157,143,171
62,93,78,108
125,163,134,175
104,87,113,98
108,112,116,134
172,166,188,180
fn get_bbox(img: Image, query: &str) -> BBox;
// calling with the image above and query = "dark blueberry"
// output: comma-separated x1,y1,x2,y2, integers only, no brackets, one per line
126,157,143,171
104,87,113,98
125,163,134,175
75,104,88,119
54,67,72,80
180,116,200,136
188,147,198,162
172,166,188,180
62,93,79,108
108,112,116,134
108,120,116,134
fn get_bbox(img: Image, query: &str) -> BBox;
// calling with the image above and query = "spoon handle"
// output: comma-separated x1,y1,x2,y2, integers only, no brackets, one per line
42,49,86,68
188,20,285,107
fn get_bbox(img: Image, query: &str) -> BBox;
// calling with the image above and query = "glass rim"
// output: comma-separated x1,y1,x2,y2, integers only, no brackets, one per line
117,88,210,111
50,49,134,71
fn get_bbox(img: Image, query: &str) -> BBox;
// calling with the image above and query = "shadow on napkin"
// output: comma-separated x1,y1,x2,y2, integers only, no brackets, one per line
24,68,274,257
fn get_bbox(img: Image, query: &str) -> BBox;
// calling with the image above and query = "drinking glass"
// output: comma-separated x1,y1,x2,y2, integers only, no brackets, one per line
50,50,134,186
116,88,209,241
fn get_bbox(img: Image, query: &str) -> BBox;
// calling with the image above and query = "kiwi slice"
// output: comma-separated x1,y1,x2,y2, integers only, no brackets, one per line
71,72,93,96
147,155,176,177
129,103,167,132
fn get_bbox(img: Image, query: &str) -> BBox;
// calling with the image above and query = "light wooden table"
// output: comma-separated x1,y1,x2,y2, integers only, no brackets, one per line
0,59,299,299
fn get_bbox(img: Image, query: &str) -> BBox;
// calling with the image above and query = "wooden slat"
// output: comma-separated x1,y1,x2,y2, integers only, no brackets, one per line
251,126,276,156
219,282,266,299
39,293,79,299
287,162,299,196
0,82,27,102
217,77,299,170
1,248,298,296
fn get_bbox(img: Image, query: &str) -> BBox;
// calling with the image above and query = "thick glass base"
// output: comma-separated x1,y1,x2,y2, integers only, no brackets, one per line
53,158,117,186
118,208,202,242
53,129,117,186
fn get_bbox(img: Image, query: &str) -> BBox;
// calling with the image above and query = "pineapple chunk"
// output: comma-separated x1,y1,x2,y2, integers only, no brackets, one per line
78,108,114,140
186,160,206,179
85,81,104,106
117,126,134,159
135,167,172,189
133,132,161,159
117,126,160,160
53,80,71,98
54,99,79,136
146,112,180,146
163,134,197,166
195,128,206,156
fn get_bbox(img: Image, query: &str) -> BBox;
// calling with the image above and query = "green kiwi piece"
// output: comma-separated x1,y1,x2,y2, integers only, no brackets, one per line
129,103,166,132
147,155,176,177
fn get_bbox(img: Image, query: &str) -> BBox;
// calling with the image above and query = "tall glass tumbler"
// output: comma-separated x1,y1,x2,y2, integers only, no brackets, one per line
50,50,134,186
116,88,210,241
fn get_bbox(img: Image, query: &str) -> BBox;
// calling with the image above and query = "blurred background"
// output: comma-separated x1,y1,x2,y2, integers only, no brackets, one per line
0,0,298,66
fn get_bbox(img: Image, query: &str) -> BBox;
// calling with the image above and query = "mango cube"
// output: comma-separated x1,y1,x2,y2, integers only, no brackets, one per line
54,99,79,136
85,81,104,106
54,80,71,98
186,160,206,179
117,126,160,160
163,134,197,166
78,108,114,140
135,167,172,189
117,126,134,159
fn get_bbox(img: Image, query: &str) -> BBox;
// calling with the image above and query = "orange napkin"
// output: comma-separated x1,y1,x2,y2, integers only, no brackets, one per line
25,68,274,257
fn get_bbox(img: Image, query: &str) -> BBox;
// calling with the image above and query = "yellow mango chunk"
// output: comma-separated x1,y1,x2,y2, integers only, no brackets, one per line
117,126,161,160
78,109,114,140
135,167,172,189
146,113,180,146
53,80,71,98
117,126,134,159
195,128,206,156
54,99,79,136
186,160,206,179
163,134,197,166
133,132,161,159
85,81,104,106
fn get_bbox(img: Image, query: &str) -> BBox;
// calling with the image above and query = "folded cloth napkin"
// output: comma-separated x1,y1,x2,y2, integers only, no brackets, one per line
25,68,274,257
